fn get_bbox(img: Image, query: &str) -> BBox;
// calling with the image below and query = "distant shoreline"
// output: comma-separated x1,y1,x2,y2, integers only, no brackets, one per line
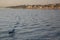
6,3,60,9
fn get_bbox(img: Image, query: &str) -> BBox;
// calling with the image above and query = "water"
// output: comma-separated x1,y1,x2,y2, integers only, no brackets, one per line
0,8,60,40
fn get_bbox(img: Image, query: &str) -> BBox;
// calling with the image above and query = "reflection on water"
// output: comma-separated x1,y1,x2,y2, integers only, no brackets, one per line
0,9,60,40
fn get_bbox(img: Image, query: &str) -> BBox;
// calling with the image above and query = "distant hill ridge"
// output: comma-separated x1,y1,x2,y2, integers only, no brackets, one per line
6,3,60,9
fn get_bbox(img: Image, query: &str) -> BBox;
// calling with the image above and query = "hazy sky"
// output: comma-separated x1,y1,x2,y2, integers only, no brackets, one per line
0,0,60,7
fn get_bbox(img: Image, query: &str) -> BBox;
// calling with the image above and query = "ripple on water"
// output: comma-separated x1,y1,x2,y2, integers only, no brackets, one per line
0,9,60,40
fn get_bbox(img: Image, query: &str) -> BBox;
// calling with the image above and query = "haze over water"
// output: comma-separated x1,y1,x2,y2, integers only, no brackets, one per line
0,8,60,40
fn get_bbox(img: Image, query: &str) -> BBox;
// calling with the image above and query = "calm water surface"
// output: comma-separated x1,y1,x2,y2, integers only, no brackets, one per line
0,8,60,40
